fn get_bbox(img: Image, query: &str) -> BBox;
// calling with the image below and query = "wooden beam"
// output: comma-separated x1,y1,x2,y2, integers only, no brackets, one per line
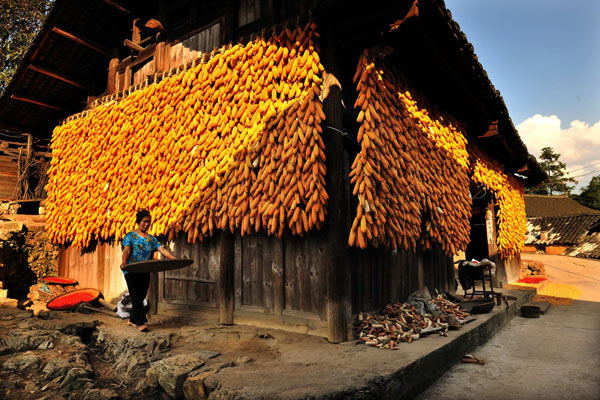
28,64,89,90
124,38,144,52
322,28,348,343
132,18,142,43
219,230,235,325
478,120,499,139
52,27,111,56
107,52,120,95
10,94,63,111
101,0,134,16
30,28,52,61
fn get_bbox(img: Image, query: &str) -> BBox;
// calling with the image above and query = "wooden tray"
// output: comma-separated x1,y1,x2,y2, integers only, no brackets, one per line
42,276,78,286
47,288,101,311
123,259,193,273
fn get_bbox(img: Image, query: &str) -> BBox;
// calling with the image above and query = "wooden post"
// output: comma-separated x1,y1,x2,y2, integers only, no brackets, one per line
107,53,119,94
321,27,347,343
219,230,235,324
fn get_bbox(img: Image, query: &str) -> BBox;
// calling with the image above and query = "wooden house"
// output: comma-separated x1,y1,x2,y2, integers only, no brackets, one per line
0,0,545,341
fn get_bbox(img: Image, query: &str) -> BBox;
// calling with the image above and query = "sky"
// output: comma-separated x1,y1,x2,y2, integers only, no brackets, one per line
444,0,600,192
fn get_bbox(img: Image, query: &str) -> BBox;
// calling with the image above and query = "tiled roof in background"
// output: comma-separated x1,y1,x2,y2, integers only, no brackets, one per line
524,195,600,218
526,214,600,245
566,234,600,260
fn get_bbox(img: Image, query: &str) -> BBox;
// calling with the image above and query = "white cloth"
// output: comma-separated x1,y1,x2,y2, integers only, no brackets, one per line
116,292,148,319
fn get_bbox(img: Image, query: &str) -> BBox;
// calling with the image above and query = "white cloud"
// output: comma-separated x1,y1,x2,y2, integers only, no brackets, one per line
517,114,600,192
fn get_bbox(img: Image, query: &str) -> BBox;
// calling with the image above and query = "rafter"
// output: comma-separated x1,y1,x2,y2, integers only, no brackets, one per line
11,94,64,112
52,27,111,56
101,0,134,16
28,64,89,91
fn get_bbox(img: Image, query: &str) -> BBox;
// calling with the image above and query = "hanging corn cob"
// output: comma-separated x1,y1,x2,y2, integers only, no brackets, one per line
348,51,472,255
469,147,526,258
46,22,327,247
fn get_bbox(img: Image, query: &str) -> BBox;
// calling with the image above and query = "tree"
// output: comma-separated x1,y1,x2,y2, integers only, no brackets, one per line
526,147,577,195
0,0,53,96
572,175,600,210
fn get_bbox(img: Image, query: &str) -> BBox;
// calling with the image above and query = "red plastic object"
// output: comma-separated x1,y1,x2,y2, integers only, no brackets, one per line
517,277,547,284
42,276,78,285
46,288,101,311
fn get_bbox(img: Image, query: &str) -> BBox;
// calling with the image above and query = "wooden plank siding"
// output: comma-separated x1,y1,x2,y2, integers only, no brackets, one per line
161,234,219,307
348,246,453,315
58,243,126,302
169,22,221,69
58,230,456,338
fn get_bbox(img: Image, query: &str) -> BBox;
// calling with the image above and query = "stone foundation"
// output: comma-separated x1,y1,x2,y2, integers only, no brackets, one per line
0,215,58,299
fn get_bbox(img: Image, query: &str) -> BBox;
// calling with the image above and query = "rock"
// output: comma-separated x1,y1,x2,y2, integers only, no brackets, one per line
151,353,208,398
183,370,216,400
1,329,57,353
29,302,50,317
135,378,150,393
215,362,235,372
83,388,119,400
4,351,42,372
234,356,252,365
196,350,220,360
18,299,33,309
58,367,92,391
0,221,24,240
43,357,73,379
146,365,159,388
0,297,19,308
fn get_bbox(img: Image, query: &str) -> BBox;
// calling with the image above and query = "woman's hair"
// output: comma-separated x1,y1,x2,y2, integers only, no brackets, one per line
136,209,151,223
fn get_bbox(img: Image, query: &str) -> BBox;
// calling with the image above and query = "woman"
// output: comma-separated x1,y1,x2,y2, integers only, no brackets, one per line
120,209,175,332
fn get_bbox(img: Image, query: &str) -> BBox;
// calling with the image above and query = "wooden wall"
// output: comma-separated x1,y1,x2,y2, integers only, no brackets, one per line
348,246,454,315
58,242,126,302
114,21,222,93
159,235,219,307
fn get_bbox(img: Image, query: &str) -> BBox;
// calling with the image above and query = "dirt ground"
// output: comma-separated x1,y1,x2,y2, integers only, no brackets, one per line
0,289,528,400
418,254,600,400
522,254,600,301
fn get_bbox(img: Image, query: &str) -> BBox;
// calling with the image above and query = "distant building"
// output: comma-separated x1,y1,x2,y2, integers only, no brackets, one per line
524,195,600,259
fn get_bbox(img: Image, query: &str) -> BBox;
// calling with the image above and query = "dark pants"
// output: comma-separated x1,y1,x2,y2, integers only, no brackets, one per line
124,272,150,325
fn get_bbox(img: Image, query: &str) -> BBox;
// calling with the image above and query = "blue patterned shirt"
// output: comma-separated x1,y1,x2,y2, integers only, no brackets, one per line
122,232,162,274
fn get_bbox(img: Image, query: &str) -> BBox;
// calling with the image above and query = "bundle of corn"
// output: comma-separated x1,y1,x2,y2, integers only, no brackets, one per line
46,23,327,247
348,51,471,255
431,294,470,320
469,147,526,258
356,302,451,349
